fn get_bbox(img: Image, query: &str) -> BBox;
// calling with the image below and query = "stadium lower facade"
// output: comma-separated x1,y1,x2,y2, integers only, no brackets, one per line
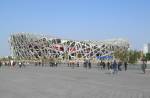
10,33,129,60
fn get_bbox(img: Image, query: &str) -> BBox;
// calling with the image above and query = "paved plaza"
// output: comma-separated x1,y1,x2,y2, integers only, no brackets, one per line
0,65,150,98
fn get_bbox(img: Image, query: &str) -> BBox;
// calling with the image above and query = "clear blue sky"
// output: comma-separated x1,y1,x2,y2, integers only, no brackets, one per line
0,0,150,56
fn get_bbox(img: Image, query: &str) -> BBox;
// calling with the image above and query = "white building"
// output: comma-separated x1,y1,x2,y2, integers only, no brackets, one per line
143,43,150,54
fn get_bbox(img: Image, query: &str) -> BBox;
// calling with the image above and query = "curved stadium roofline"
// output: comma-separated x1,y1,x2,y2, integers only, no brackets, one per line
10,32,130,60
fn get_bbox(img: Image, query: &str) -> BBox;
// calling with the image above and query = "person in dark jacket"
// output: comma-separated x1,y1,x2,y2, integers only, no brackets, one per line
112,60,118,75
118,61,122,71
141,61,147,74
107,62,110,70
124,61,128,71
88,61,91,69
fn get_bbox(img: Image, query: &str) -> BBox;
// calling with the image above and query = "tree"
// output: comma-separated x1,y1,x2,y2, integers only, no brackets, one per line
0,57,7,61
8,56,13,60
146,53,150,61
128,50,142,64
114,50,128,62
114,50,142,64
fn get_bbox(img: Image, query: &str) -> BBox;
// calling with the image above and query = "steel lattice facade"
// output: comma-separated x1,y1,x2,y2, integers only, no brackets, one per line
10,33,129,60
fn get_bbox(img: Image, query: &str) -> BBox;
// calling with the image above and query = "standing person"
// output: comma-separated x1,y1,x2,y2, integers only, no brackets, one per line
68,61,70,67
77,61,79,67
0,61,2,68
55,62,58,67
124,61,128,71
100,61,103,70
107,62,110,70
88,61,91,69
10,60,13,67
19,62,22,68
39,62,41,66
112,60,118,75
22,61,26,67
83,60,87,69
118,61,122,71
4,62,7,66
12,61,16,67
102,62,106,69
110,62,113,69
109,62,113,74
141,61,147,74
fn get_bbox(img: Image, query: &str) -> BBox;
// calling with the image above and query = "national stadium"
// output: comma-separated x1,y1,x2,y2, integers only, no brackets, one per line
9,33,129,60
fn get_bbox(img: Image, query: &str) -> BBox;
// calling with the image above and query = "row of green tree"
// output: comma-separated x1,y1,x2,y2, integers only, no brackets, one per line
145,53,150,61
114,50,150,64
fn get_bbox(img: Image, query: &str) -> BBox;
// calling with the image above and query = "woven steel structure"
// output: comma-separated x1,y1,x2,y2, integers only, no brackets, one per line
10,33,129,60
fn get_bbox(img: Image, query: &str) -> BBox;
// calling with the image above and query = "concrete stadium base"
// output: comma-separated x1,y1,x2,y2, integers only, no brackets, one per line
0,65,150,98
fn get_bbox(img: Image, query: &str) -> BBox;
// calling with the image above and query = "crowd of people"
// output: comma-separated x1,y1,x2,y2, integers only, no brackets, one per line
66,59,129,75
0,60,25,68
96,60,128,74
0,59,148,74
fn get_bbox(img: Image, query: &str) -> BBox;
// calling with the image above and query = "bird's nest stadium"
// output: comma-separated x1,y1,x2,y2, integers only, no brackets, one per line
9,33,129,61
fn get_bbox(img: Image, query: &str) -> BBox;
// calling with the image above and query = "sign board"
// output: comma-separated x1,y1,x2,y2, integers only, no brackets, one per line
96,56,113,60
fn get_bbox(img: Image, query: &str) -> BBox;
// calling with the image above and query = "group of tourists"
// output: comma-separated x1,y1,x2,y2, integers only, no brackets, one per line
0,59,148,74
66,59,129,75
67,61,80,68
35,61,58,67
83,60,91,69
97,60,128,74
0,60,26,68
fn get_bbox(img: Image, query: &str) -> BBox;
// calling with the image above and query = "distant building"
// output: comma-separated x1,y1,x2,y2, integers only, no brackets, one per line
143,43,150,54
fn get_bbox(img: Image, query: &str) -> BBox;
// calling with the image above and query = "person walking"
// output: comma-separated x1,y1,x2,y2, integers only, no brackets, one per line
124,61,128,71
141,61,147,74
112,60,118,75
100,61,103,70
118,61,122,71
102,62,106,69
